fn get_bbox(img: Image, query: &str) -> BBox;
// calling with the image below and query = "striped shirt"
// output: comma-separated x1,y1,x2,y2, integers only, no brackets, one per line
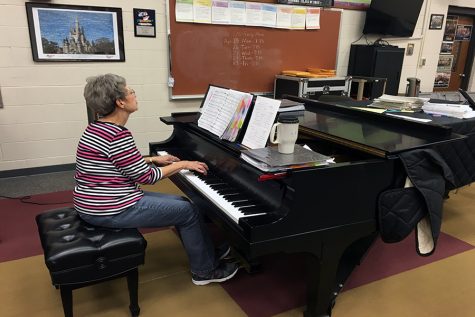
74,121,162,215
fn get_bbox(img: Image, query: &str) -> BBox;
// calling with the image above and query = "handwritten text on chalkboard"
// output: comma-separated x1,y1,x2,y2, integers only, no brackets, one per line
224,31,265,67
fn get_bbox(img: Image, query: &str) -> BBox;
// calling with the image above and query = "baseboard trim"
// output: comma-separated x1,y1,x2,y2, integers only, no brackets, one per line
0,163,76,178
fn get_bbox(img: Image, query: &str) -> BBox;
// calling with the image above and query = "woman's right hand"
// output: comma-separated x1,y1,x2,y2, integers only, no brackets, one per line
159,159,209,179
182,161,209,175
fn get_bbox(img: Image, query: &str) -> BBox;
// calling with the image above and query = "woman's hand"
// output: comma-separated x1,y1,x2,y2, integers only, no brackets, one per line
158,159,209,178
182,160,209,175
149,155,180,166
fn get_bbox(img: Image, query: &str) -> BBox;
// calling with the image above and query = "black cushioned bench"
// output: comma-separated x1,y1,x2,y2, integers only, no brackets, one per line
36,207,147,317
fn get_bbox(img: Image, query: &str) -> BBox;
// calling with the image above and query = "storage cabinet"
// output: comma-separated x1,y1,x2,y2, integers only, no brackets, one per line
348,44,405,97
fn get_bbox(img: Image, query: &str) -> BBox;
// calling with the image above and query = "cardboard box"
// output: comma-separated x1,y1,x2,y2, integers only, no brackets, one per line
274,75,350,100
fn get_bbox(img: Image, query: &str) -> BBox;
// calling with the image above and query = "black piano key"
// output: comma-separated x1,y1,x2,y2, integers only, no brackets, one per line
239,206,268,215
232,200,259,207
209,184,228,189
239,205,270,214
216,188,240,195
224,194,249,202
206,180,226,185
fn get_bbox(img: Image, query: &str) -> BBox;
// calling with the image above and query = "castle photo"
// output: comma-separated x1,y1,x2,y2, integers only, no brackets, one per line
37,8,117,56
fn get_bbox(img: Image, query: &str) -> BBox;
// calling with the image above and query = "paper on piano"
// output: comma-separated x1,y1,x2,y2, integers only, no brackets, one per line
198,86,253,140
241,96,281,149
221,91,253,142
242,144,332,167
278,99,305,113
422,102,475,119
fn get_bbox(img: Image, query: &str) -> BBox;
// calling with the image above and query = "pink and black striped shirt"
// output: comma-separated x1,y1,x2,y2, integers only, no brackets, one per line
74,121,162,215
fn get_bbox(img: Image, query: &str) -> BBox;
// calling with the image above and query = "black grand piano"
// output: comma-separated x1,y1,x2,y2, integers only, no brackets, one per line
149,96,465,317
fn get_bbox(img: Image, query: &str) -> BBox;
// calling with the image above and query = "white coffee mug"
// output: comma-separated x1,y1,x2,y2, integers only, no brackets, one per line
269,116,299,154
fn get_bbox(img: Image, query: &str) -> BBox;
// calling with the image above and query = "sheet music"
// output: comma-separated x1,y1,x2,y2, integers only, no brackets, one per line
210,89,243,136
198,86,227,132
221,91,253,141
241,96,280,149
198,86,245,138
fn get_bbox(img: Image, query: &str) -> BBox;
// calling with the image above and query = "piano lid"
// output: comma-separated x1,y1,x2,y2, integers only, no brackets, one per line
293,97,466,158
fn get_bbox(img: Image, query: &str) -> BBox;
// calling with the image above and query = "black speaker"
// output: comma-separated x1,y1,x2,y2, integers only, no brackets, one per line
348,44,405,96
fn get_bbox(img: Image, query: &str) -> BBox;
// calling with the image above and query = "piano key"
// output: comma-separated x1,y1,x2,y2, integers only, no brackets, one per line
209,184,228,189
232,200,259,207
239,206,271,214
224,194,249,202
155,150,268,223
216,188,240,195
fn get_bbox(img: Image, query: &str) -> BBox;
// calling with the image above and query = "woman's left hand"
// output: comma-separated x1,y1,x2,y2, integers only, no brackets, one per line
151,155,180,166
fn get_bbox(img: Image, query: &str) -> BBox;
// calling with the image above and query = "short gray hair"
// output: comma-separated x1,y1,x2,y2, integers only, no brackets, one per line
83,74,127,116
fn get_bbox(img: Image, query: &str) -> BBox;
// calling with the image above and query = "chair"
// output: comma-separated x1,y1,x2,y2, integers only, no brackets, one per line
36,207,147,317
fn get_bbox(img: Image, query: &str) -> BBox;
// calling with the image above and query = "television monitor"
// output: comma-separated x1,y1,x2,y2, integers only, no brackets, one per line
363,0,424,37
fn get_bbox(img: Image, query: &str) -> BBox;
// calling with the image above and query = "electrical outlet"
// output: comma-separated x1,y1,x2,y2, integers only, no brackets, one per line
419,58,426,67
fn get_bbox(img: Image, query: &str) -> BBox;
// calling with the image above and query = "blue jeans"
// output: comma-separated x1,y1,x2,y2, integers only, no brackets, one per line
79,191,217,275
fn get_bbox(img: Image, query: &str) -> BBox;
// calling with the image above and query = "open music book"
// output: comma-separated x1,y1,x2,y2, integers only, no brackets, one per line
198,85,253,142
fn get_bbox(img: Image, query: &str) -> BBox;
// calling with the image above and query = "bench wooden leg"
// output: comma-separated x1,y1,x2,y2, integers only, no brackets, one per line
127,268,140,317
60,286,73,317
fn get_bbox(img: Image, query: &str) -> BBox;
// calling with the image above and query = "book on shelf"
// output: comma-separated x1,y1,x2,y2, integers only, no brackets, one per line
198,85,253,142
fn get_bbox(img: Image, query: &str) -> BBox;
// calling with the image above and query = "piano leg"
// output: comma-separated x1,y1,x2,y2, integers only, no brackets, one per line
304,250,342,317
303,224,376,317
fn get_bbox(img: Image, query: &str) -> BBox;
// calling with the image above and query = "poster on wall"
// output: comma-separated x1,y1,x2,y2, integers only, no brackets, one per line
134,9,156,37
455,25,472,41
444,16,457,41
440,41,453,54
25,3,125,62
434,55,453,88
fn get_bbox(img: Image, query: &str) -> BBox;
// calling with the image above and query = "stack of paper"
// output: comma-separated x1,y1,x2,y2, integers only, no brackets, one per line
241,144,333,172
279,99,305,113
370,94,430,111
422,103,475,119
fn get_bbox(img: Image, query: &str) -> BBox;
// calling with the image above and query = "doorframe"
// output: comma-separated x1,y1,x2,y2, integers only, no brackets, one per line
448,6,475,90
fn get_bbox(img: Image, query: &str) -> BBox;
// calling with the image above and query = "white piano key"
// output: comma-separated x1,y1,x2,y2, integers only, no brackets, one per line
156,150,266,223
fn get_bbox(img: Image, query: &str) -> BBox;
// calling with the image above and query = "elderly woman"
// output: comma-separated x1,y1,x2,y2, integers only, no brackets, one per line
74,74,238,285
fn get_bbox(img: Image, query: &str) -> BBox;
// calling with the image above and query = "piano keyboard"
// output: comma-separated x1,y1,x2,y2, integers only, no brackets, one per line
156,151,268,223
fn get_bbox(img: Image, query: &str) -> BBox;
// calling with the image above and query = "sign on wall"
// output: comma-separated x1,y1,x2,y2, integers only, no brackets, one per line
134,8,156,37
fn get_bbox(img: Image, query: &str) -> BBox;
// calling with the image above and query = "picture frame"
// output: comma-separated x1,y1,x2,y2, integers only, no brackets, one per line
25,3,125,62
333,0,371,11
133,8,156,38
455,25,473,41
429,14,444,30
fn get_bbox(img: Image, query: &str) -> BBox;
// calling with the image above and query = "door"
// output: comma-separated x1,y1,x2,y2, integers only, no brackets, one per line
434,14,474,92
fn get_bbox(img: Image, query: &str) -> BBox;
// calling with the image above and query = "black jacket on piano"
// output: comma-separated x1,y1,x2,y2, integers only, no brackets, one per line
378,149,455,256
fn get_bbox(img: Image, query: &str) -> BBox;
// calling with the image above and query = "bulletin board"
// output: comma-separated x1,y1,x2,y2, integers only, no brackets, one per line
167,0,341,99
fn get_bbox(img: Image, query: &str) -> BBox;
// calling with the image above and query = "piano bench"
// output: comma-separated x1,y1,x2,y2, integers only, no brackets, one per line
35,207,147,317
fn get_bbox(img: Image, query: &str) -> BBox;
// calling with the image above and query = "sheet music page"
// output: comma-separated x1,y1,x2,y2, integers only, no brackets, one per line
221,90,253,141
208,89,243,136
241,96,280,149
198,86,228,134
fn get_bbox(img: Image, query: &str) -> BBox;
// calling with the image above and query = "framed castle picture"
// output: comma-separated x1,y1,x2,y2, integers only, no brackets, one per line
25,3,125,62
